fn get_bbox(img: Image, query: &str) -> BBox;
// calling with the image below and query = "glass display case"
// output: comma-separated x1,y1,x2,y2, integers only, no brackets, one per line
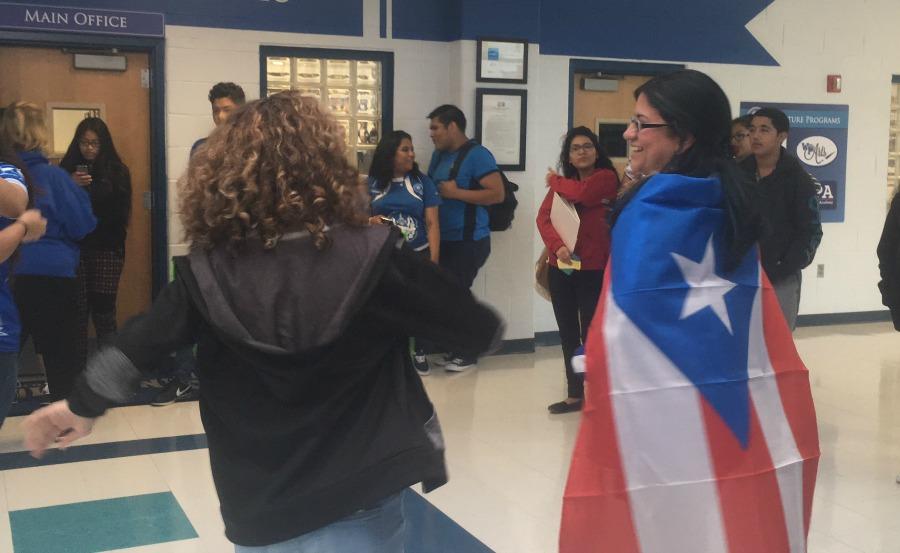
263,53,384,172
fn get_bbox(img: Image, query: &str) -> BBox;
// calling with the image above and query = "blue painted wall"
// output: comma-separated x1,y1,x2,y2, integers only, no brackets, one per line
10,0,364,36
391,0,461,41
459,0,540,43
392,0,777,66
539,0,777,66
16,0,777,65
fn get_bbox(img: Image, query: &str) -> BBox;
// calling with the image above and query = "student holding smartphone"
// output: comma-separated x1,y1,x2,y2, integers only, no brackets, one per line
60,117,132,349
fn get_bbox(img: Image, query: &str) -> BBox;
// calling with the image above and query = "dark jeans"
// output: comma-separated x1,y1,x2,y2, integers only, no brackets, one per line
14,275,85,401
439,238,491,289
548,266,604,399
0,352,17,426
772,270,801,331
438,238,490,361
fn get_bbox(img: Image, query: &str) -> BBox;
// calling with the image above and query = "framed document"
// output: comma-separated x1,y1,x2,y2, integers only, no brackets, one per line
475,88,527,171
477,37,528,84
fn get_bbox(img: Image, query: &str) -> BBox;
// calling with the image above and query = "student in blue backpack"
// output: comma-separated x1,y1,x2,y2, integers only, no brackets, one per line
369,130,441,375
426,105,504,373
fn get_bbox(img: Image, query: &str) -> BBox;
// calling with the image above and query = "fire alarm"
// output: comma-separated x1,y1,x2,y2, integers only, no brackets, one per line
827,74,842,93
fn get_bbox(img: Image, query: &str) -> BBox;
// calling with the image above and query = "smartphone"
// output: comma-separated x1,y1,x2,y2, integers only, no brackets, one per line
76,164,90,174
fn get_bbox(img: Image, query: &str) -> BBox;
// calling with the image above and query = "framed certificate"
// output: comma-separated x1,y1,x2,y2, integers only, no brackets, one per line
476,37,528,84
475,88,527,171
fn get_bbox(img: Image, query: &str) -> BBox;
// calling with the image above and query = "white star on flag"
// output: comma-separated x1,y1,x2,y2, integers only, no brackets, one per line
671,236,737,334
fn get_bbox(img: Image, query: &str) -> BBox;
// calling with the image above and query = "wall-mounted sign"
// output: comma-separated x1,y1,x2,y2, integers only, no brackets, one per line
475,88,527,171
0,2,165,37
477,37,528,84
741,101,849,223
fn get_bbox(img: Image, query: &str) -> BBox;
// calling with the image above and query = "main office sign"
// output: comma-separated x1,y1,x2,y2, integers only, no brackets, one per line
0,3,165,37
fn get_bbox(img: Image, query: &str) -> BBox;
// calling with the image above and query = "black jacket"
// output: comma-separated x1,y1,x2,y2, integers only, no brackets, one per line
84,164,131,250
67,225,504,546
740,149,823,282
878,193,900,330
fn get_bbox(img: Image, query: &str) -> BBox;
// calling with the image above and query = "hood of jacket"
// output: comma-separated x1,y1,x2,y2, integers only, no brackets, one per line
187,224,398,356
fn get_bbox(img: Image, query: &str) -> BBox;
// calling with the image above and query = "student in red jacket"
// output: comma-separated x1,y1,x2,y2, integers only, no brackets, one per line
537,127,619,414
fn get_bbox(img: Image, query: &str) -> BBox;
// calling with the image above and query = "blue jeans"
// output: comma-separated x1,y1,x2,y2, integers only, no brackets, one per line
0,351,17,426
234,493,405,553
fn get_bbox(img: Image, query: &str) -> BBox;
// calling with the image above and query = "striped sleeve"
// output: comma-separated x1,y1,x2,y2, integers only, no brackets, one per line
0,163,26,193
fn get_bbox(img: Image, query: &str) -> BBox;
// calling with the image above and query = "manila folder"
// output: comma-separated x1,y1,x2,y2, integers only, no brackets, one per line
550,192,580,252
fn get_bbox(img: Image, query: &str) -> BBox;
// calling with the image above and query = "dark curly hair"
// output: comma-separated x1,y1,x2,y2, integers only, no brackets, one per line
558,126,618,180
179,91,368,251
208,82,245,105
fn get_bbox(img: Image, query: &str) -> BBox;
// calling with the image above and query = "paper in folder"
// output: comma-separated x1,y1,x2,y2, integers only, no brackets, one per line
550,192,581,252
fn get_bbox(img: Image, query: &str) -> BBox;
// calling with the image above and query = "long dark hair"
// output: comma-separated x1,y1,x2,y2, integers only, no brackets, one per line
559,126,618,181
614,69,761,271
60,117,126,181
369,130,420,188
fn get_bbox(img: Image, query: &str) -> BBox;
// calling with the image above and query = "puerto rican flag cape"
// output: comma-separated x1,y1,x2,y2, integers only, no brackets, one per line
560,173,820,553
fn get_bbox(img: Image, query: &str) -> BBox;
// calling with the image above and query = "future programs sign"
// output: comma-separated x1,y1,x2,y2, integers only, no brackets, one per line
741,102,849,224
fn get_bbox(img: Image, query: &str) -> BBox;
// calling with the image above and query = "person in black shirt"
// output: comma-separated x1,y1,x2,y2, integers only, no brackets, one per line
878,191,900,330
61,118,131,348
740,108,822,330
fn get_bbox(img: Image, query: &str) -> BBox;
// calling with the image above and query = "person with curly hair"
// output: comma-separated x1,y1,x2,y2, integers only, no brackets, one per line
23,91,504,553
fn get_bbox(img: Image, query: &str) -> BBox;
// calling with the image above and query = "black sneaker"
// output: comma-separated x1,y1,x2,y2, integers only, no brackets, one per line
413,354,430,376
444,356,476,373
151,381,194,407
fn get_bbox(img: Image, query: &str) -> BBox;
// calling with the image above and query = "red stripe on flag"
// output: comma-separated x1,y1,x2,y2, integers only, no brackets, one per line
759,274,820,468
702,396,791,552
561,269,641,553
760,272,819,548
802,457,819,539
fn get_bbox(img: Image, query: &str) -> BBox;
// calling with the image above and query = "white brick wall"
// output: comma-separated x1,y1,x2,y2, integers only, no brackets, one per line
161,0,899,341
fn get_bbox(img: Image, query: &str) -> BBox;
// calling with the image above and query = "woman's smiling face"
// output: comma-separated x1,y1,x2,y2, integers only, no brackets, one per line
623,93,683,176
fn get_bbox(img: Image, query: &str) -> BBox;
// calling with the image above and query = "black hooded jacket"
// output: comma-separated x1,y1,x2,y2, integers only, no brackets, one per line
878,193,900,330
740,149,823,283
66,224,504,546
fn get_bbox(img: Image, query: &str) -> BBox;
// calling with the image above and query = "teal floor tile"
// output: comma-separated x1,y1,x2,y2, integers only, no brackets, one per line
10,491,198,553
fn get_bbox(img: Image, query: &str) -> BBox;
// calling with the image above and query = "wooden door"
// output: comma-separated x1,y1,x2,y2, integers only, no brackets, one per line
0,45,152,326
572,74,652,178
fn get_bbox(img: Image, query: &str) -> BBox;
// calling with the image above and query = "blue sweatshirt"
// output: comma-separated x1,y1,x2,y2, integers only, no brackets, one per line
16,150,97,278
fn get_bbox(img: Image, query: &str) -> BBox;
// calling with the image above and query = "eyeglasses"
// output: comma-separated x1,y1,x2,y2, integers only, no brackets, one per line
79,140,101,149
628,116,670,133
731,132,749,142
569,143,596,154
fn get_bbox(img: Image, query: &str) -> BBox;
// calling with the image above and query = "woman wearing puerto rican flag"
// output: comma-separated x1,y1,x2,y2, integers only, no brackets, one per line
560,70,820,553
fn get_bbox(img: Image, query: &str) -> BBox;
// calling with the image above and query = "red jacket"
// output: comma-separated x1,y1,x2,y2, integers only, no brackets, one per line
536,168,618,270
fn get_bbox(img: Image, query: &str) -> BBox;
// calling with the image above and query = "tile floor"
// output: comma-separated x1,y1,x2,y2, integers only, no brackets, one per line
0,321,895,552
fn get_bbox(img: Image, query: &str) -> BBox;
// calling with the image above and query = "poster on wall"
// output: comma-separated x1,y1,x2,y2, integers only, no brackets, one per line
475,88,527,171
740,102,849,223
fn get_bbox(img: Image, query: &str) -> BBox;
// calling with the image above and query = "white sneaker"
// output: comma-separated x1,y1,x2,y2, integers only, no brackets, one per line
443,357,476,373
